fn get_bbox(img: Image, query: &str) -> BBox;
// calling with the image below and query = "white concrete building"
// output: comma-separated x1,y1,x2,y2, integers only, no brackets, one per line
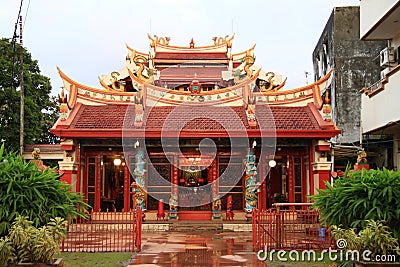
360,0,400,169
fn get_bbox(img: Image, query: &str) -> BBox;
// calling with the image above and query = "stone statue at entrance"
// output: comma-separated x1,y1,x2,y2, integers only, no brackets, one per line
212,196,222,220
168,194,178,220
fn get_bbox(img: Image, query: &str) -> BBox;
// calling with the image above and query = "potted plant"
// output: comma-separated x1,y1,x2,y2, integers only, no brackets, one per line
0,215,67,267
332,220,400,267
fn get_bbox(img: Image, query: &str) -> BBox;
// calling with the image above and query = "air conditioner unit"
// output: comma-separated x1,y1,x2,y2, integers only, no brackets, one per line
380,47,395,67
380,67,391,80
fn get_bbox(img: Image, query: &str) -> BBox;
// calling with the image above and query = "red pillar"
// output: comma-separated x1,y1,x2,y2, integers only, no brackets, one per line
317,170,330,190
123,165,130,211
75,144,81,193
309,145,315,195
172,156,178,197
288,156,295,203
60,169,75,185
95,155,101,212
210,159,218,198
259,156,267,210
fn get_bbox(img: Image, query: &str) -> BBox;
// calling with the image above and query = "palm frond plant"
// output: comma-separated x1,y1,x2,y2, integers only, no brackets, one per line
0,144,89,236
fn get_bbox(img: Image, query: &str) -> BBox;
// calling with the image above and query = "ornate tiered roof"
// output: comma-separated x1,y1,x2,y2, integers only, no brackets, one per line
51,35,339,139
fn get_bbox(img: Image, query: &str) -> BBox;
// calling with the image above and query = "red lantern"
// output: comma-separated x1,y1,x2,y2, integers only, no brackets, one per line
180,178,185,184
198,178,204,184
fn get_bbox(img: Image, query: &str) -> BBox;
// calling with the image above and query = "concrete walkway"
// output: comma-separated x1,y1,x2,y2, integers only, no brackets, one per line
127,231,267,266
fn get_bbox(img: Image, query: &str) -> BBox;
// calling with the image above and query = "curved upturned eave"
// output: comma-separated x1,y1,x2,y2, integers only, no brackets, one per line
232,44,256,60
154,42,228,53
270,77,287,92
262,69,332,96
125,43,149,58
98,77,111,90
127,67,149,85
57,67,139,98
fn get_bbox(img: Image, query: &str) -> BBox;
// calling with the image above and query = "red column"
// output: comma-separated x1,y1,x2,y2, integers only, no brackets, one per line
309,145,315,195
259,157,267,210
123,165,130,211
76,144,81,193
60,170,75,185
288,156,294,203
95,155,101,212
211,159,218,198
172,156,178,196
317,170,330,190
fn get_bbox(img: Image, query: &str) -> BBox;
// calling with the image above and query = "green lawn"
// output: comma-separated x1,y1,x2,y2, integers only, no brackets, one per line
61,252,134,267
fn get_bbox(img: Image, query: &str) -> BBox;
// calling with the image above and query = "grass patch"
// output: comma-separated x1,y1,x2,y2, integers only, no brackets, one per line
61,252,134,267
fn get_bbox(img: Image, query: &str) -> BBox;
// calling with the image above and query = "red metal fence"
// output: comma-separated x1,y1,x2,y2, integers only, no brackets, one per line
61,208,142,252
252,203,331,252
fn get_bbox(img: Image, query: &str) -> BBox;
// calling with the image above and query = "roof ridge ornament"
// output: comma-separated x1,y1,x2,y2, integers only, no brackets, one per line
148,34,170,47
212,34,234,48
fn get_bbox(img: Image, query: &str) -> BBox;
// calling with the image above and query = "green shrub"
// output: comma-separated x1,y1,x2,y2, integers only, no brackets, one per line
0,215,67,265
332,220,400,257
311,168,400,238
0,144,88,236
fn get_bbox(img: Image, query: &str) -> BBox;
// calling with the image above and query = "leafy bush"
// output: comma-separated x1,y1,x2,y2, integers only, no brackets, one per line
0,144,88,236
332,220,400,257
0,215,67,265
311,168,400,238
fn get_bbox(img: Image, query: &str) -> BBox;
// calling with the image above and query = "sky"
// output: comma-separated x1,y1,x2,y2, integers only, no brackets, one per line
0,0,360,95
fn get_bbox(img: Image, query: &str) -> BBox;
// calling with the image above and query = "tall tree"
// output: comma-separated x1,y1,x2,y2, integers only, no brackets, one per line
0,38,58,151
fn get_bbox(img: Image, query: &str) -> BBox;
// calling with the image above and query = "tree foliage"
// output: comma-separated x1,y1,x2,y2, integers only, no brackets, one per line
311,168,400,238
0,38,58,151
0,144,88,236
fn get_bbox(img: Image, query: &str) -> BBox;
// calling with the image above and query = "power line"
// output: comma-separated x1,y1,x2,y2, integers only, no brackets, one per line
23,0,31,31
10,0,24,89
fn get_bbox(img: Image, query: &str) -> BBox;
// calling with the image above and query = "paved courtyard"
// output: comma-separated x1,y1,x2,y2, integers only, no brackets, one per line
127,231,266,266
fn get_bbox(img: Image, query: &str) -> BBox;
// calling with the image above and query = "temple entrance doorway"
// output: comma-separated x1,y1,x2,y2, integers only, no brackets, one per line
100,155,125,212
178,167,211,211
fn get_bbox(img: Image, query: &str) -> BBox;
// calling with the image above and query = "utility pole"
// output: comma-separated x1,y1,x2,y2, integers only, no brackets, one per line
19,15,24,155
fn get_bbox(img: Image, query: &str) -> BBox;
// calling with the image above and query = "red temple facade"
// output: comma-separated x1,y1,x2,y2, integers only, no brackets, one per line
51,35,340,220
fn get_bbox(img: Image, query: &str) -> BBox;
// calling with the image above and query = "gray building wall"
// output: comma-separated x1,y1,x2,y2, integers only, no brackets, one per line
312,6,386,144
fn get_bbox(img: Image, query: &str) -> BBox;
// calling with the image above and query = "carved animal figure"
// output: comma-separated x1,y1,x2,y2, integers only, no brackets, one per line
242,55,255,78
149,34,170,47
132,55,155,83
263,72,275,91
110,71,125,91
212,35,234,47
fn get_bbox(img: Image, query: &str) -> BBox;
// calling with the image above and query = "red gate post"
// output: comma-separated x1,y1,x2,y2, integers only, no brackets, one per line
275,205,281,249
135,207,142,251
131,182,137,210
252,208,256,251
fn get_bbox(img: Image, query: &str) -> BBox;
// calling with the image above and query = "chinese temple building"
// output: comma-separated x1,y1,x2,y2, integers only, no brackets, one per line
51,35,340,220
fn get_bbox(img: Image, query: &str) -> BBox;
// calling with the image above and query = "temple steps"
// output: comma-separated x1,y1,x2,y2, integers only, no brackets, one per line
169,222,223,232
142,220,252,232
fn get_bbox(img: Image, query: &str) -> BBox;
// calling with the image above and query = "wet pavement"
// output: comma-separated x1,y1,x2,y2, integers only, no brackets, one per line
127,231,267,267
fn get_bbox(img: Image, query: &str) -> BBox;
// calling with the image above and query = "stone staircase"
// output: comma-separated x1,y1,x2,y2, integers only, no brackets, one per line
142,221,253,232
169,222,223,232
